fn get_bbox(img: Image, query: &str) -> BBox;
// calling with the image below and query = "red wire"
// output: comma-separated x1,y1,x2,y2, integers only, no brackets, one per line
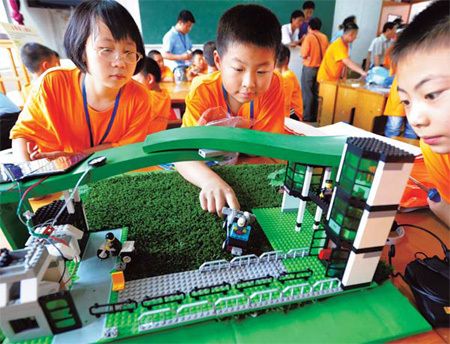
49,235,71,247
60,256,78,289
21,176,49,201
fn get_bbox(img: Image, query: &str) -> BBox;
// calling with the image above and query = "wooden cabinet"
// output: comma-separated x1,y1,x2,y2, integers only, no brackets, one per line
318,81,338,127
353,90,387,131
334,86,358,124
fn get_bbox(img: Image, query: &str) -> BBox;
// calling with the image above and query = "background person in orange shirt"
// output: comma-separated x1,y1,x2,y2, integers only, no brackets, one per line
317,23,367,83
176,4,285,216
21,42,60,80
134,58,171,133
186,49,207,81
276,44,303,120
10,0,152,162
203,41,218,73
300,18,328,122
392,0,449,226
148,50,174,82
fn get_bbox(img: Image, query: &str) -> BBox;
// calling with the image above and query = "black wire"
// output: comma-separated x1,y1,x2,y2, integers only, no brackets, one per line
397,223,449,259
58,258,67,284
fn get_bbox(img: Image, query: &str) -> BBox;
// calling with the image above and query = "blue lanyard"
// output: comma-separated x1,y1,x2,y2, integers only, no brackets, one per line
221,84,253,119
82,76,122,148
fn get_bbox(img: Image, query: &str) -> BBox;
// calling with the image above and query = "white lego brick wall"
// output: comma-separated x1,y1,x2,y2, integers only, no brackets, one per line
367,161,414,206
342,251,381,287
281,192,300,213
353,209,397,249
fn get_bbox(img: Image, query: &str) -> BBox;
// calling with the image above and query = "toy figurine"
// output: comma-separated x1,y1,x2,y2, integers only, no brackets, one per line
222,207,256,256
319,179,333,202
97,232,122,260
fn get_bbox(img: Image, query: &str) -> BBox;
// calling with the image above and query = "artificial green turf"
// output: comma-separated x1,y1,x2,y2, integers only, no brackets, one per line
84,164,284,280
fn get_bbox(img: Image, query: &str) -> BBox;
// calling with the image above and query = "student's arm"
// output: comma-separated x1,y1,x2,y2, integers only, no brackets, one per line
175,160,240,216
342,58,368,78
428,198,450,227
12,138,33,162
300,36,310,59
365,52,371,71
161,51,191,61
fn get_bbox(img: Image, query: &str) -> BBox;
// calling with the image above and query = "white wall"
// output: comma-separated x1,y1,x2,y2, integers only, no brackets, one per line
331,0,383,66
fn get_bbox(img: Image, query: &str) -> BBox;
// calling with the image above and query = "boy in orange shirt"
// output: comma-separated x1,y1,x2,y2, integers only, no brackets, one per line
134,58,171,133
276,44,303,120
185,49,207,81
148,50,174,82
391,0,449,226
300,17,328,122
317,23,367,83
177,4,285,216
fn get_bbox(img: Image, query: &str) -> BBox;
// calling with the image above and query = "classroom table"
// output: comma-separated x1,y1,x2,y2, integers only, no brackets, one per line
318,79,389,132
160,81,191,104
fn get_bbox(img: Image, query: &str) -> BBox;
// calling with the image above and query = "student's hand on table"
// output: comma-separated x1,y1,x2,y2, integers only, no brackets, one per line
360,71,368,78
28,143,79,161
428,197,450,227
199,178,240,217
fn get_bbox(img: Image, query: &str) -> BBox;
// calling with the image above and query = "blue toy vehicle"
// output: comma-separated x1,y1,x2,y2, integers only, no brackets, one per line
222,207,256,256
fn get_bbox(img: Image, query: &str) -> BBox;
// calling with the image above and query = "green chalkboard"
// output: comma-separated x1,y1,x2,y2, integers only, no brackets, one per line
139,0,336,45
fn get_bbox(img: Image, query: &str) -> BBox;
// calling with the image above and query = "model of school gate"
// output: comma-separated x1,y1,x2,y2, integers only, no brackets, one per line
0,127,414,342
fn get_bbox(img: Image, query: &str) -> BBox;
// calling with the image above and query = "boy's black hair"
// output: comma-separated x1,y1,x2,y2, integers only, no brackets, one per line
309,17,322,31
64,0,145,75
140,57,161,83
343,15,356,27
192,49,203,58
276,44,290,68
147,50,162,59
344,22,358,33
382,22,396,33
302,1,316,10
392,18,403,26
178,10,195,24
216,4,281,58
392,0,449,65
21,42,56,73
203,41,216,67
290,10,305,22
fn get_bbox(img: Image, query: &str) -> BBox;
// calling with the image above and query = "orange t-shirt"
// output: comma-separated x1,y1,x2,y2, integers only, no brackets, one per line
383,45,393,70
317,37,349,82
420,140,450,203
149,88,171,133
161,65,174,82
282,70,303,120
384,76,405,118
301,30,329,68
11,67,153,153
182,71,285,134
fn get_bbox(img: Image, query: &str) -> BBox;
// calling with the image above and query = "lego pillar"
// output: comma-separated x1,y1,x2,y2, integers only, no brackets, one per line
295,166,313,231
313,167,332,229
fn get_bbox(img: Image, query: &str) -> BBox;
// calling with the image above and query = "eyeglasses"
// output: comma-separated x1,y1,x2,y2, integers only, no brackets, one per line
94,47,143,64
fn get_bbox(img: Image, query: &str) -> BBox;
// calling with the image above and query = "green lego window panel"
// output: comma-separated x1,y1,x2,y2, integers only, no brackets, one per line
340,153,377,201
310,167,324,193
325,250,350,278
285,162,307,192
329,198,363,244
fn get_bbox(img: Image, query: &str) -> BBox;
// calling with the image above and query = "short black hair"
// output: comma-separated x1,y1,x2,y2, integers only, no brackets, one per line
21,42,56,73
276,44,290,68
177,10,195,24
392,0,449,65
303,1,316,10
309,17,322,31
344,22,359,33
64,0,145,75
382,22,396,33
140,58,161,83
290,10,305,22
392,18,403,26
192,49,203,58
147,50,162,59
343,15,356,27
203,41,216,67
216,4,281,58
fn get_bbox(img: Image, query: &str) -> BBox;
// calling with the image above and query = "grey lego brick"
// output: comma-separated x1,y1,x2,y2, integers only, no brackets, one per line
118,260,286,302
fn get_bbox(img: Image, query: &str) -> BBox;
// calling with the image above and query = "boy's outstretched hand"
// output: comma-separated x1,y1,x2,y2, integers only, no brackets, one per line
199,178,240,217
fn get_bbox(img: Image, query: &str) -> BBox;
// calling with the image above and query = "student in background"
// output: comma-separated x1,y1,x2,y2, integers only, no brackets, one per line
0,92,21,150
148,50,174,82
134,58,171,133
317,23,367,83
276,45,303,120
300,17,328,122
176,4,285,216
162,10,195,78
20,42,60,80
203,41,218,73
365,22,396,70
391,0,449,226
281,10,304,46
331,15,356,43
11,0,154,162
298,1,315,43
185,49,207,81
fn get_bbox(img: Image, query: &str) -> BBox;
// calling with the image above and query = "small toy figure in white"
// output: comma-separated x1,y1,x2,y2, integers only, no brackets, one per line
97,232,122,260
